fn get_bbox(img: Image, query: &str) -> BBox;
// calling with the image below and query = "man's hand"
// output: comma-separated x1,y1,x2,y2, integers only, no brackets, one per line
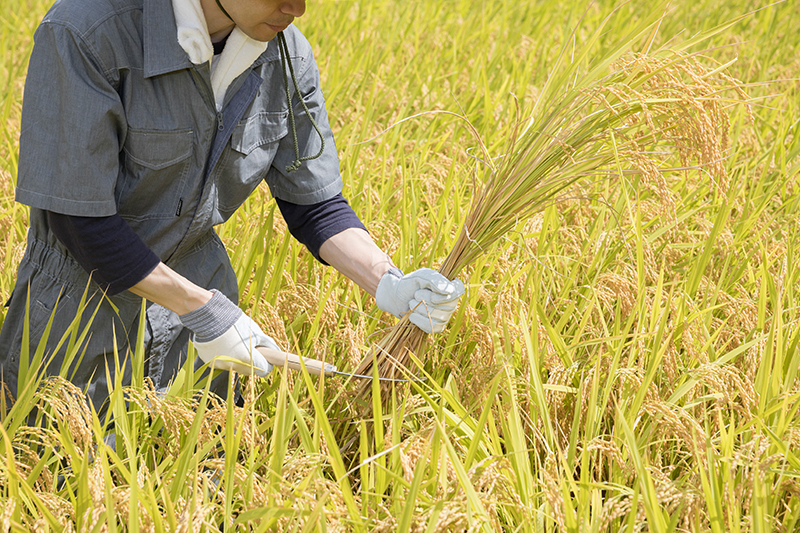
376,267,465,334
318,229,465,334
179,289,276,377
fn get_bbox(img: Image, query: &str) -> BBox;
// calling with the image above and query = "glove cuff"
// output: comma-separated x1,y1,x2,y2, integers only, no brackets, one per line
385,266,404,279
375,266,406,318
179,289,243,343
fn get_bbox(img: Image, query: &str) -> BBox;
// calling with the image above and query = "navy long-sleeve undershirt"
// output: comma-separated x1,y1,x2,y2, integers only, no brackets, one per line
47,210,160,296
275,193,366,265
47,193,366,296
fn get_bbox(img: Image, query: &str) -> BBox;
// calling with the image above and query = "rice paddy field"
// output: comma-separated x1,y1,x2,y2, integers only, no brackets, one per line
1,0,800,530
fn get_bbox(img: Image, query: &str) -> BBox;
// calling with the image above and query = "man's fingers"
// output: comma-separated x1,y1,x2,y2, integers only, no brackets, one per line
406,268,463,296
254,332,280,353
405,274,464,335
194,314,277,377
208,354,271,377
408,313,444,334
408,271,464,298
248,348,272,377
413,289,461,309
409,300,453,322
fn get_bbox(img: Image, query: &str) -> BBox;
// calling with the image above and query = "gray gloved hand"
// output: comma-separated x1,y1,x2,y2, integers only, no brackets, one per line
179,289,276,377
375,267,465,334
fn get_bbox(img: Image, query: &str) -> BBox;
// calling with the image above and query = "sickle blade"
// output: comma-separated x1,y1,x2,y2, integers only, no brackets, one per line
330,370,426,383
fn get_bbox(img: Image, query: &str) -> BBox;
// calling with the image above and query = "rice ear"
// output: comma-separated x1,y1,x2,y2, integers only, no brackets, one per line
351,46,750,404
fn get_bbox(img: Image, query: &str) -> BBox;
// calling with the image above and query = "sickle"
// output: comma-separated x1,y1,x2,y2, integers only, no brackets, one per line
257,346,425,383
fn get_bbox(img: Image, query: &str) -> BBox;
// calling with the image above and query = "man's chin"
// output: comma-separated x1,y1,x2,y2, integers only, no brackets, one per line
238,25,279,43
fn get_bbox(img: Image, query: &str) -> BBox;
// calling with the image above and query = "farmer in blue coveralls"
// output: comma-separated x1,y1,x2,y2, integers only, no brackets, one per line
0,0,465,412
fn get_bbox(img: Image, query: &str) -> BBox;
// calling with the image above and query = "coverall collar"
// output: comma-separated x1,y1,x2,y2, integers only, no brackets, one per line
143,0,195,78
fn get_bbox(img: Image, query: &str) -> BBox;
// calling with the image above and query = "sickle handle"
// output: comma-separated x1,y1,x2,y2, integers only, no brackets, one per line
257,346,336,376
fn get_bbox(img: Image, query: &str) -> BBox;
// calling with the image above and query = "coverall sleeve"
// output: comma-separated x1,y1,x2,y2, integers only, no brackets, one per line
264,31,343,205
16,20,125,216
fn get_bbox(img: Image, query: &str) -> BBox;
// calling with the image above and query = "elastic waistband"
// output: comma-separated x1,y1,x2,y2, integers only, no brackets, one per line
23,236,88,289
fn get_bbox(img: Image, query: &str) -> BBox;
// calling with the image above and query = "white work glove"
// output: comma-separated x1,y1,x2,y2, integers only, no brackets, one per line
375,267,465,334
179,289,276,377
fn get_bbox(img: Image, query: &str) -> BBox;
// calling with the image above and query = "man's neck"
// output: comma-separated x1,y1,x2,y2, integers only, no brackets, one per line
210,27,233,44
211,32,230,54
198,0,234,36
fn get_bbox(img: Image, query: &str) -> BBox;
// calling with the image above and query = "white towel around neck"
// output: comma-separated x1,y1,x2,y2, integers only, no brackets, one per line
172,0,268,111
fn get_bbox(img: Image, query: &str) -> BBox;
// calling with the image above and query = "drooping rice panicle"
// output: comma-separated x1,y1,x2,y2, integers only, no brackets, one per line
353,34,751,399
6,0,797,528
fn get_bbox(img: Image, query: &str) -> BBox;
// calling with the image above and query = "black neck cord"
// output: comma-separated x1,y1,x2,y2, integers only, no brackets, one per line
277,32,326,172
215,0,234,22
209,3,324,173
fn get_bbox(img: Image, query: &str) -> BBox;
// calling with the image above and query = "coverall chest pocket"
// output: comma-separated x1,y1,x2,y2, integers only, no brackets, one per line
118,129,195,220
219,111,288,215
230,111,288,155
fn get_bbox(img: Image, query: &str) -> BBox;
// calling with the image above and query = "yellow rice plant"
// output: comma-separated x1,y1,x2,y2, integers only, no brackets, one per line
352,14,750,400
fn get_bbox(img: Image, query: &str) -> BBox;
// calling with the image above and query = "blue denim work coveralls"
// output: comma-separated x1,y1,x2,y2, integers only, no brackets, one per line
0,0,342,411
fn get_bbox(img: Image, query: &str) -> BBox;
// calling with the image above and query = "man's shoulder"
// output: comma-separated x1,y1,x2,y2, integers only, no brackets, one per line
258,25,314,72
42,0,143,36
279,25,314,58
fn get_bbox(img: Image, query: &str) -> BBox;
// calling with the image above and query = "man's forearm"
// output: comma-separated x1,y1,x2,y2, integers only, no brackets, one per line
134,227,390,314
318,228,394,297
129,262,213,315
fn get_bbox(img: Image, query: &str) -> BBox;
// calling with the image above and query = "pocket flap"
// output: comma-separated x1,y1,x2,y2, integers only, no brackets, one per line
123,129,194,170
231,111,288,155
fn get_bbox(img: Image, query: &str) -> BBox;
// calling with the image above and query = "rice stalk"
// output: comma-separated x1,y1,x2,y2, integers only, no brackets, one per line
353,43,751,400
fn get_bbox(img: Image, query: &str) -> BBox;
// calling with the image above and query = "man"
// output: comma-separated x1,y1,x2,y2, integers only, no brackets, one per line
0,0,464,412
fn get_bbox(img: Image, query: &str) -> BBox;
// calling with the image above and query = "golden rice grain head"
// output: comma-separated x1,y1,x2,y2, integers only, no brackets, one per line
541,452,568,530
34,377,94,455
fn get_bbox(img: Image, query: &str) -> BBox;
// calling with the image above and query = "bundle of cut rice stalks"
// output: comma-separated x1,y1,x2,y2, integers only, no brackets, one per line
352,8,750,401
